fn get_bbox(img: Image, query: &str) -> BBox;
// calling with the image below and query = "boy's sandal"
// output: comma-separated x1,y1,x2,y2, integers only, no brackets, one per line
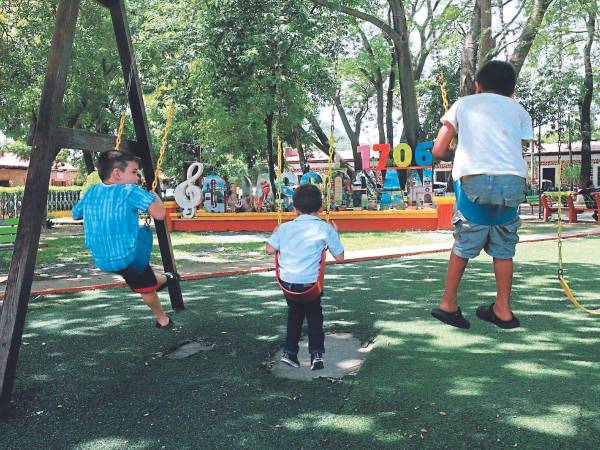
157,272,180,292
155,317,174,329
431,307,471,329
475,303,520,329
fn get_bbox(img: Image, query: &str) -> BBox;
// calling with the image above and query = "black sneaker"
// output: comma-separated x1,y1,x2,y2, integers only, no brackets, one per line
157,272,181,292
281,351,300,368
310,352,324,371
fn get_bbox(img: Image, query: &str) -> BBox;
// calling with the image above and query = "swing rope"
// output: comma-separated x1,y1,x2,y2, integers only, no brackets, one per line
324,4,342,224
324,91,337,223
277,137,283,224
275,0,284,225
439,71,449,113
114,68,134,151
553,0,600,315
151,104,175,194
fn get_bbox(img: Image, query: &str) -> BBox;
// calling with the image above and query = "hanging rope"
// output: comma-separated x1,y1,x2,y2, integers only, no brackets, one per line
324,4,342,224
274,0,285,224
325,99,336,223
553,0,599,315
114,67,134,151
277,137,283,224
439,72,449,113
151,104,175,194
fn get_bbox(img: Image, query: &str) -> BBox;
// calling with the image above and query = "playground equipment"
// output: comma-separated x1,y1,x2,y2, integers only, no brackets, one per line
0,0,184,416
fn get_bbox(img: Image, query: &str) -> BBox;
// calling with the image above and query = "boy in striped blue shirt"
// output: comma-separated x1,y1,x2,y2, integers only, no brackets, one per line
72,151,177,329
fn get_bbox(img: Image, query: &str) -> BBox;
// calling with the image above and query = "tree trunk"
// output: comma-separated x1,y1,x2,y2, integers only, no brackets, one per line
389,0,420,150
357,26,386,143
292,123,308,173
386,50,397,146
301,121,355,177
264,112,276,208
310,0,421,151
82,152,95,174
579,4,595,185
460,0,481,96
478,0,494,67
510,0,555,77
334,94,364,170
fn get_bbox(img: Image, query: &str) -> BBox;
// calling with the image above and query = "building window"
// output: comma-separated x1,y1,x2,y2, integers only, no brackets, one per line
0,180,9,187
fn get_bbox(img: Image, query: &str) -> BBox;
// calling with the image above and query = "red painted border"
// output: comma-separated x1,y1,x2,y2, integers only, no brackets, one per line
2,230,598,301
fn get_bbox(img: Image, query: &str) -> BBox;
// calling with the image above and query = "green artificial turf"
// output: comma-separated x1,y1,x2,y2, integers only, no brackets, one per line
1,238,600,448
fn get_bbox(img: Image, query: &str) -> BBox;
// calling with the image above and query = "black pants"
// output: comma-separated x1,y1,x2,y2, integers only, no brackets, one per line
281,281,324,355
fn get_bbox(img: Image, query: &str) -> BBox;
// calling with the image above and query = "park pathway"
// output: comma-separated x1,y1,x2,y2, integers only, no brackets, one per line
1,226,599,300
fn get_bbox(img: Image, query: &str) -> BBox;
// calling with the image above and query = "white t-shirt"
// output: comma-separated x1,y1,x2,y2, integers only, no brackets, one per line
441,93,533,179
266,215,344,284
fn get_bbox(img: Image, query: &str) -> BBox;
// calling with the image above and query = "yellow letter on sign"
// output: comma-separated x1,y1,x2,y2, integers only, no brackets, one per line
392,143,412,167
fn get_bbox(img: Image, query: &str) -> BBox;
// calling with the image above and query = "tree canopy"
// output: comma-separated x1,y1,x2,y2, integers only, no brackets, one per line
1,0,598,186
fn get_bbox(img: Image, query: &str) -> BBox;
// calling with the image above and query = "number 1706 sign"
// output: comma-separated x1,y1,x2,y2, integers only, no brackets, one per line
357,141,434,170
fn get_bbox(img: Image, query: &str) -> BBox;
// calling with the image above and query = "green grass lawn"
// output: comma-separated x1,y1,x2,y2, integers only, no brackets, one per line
1,230,454,271
1,237,599,448
5,220,595,273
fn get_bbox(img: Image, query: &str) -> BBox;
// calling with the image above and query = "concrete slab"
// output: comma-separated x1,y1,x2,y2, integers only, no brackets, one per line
271,333,373,381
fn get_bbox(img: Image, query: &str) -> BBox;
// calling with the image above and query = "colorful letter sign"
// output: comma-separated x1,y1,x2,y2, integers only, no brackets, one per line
358,141,433,171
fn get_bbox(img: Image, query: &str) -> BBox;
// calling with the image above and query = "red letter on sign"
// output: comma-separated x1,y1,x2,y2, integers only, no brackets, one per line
357,144,371,170
373,143,391,170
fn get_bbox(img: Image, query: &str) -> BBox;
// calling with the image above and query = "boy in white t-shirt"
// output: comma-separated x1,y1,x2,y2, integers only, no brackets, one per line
430,60,533,330
266,184,344,370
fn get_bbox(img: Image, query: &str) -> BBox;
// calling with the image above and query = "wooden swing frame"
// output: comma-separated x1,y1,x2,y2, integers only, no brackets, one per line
0,0,184,416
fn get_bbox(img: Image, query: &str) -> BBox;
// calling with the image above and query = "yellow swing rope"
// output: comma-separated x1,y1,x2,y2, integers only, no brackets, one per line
114,68,134,151
114,111,127,151
556,165,600,315
439,72,449,113
277,137,283,225
324,123,335,223
151,104,176,193
552,0,599,315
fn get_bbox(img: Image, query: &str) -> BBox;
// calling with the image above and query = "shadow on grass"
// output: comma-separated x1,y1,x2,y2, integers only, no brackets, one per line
0,238,599,449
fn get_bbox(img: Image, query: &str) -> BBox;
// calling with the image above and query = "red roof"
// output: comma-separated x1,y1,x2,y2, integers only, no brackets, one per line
0,152,78,171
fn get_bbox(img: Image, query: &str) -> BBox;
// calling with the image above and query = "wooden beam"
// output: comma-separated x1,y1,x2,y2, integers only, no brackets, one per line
56,128,139,154
109,1,184,310
0,0,82,417
27,126,139,154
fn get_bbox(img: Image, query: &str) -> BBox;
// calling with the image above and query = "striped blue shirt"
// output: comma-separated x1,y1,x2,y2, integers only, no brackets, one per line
267,215,344,284
72,183,156,272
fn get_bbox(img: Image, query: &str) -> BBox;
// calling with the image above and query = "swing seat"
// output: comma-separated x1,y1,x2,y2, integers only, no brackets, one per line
454,180,518,225
559,275,600,315
275,249,326,302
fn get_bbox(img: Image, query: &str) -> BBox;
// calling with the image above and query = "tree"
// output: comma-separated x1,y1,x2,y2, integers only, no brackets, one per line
578,0,596,185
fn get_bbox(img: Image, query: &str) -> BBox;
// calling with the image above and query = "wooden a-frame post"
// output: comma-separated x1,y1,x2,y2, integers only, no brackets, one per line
0,0,183,417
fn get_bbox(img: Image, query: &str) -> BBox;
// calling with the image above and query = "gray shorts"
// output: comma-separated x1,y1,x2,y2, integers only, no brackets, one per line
461,174,526,208
452,209,521,260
